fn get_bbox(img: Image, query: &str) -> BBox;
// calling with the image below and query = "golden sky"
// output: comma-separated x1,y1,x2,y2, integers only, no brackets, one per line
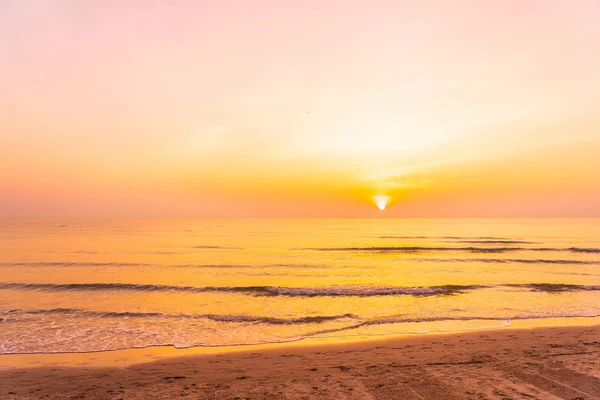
1,1,599,217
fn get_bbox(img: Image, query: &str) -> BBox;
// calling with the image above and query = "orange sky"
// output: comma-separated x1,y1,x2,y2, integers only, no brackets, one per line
1,1,599,217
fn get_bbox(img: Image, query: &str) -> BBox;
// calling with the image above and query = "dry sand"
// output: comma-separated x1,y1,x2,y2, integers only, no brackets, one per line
1,326,599,399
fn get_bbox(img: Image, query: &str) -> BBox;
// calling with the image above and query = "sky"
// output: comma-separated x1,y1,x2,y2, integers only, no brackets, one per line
1,0,599,217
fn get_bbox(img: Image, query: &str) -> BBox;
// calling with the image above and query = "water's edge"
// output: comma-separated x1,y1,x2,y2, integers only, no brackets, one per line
1,316,598,370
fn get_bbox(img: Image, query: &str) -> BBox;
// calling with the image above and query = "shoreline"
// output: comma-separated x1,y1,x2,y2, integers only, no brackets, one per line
1,316,598,371
1,323,599,399
1,316,599,371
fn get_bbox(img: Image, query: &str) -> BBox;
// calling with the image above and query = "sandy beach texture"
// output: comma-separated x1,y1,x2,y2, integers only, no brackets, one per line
1,326,599,399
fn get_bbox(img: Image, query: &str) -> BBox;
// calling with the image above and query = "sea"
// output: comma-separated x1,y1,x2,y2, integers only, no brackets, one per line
1,218,599,355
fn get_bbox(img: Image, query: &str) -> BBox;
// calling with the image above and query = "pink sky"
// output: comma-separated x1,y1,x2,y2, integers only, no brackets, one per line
1,1,599,217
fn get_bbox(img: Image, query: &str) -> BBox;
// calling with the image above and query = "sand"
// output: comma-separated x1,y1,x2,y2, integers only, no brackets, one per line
1,325,599,399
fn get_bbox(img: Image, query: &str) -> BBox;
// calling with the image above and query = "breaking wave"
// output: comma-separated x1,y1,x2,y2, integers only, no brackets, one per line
2,308,358,325
0,282,484,297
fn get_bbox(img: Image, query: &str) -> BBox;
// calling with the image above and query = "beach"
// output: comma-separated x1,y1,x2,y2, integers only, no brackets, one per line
2,219,599,398
3,0,600,397
1,325,599,399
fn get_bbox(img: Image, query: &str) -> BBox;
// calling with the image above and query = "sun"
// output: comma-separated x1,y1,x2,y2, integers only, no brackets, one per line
373,195,390,211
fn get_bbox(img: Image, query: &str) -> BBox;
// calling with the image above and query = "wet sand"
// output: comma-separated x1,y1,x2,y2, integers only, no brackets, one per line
1,325,599,399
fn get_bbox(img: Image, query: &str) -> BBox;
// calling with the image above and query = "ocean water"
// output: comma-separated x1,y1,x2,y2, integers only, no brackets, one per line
1,218,599,354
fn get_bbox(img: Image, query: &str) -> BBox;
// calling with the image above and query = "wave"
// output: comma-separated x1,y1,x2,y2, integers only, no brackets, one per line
3,308,600,354
310,246,520,253
345,313,600,328
2,281,599,297
569,247,600,253
0,262,152,267
472,258,599,264
425,258,600,265
306,313,600,337
505,283,600,293
378,236,533,244
3,308,357,325
0,262,326,270
3,313,599,355
191,245,242,250
0,282,270,294
453,240,532,244
309,246,600,254
0,282,484,297
378,236,509,240
5,308,599,328
261,285,484,296
31,250,202,255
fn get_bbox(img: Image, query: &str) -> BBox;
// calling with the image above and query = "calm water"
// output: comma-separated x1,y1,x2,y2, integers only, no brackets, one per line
1,219,599,354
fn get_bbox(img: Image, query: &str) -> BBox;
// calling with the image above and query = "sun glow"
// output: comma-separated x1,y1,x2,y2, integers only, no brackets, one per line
373,195,390,211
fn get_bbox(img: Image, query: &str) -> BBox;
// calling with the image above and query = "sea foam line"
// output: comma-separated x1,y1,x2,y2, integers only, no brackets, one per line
1,282,599,296
0,282,483,296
